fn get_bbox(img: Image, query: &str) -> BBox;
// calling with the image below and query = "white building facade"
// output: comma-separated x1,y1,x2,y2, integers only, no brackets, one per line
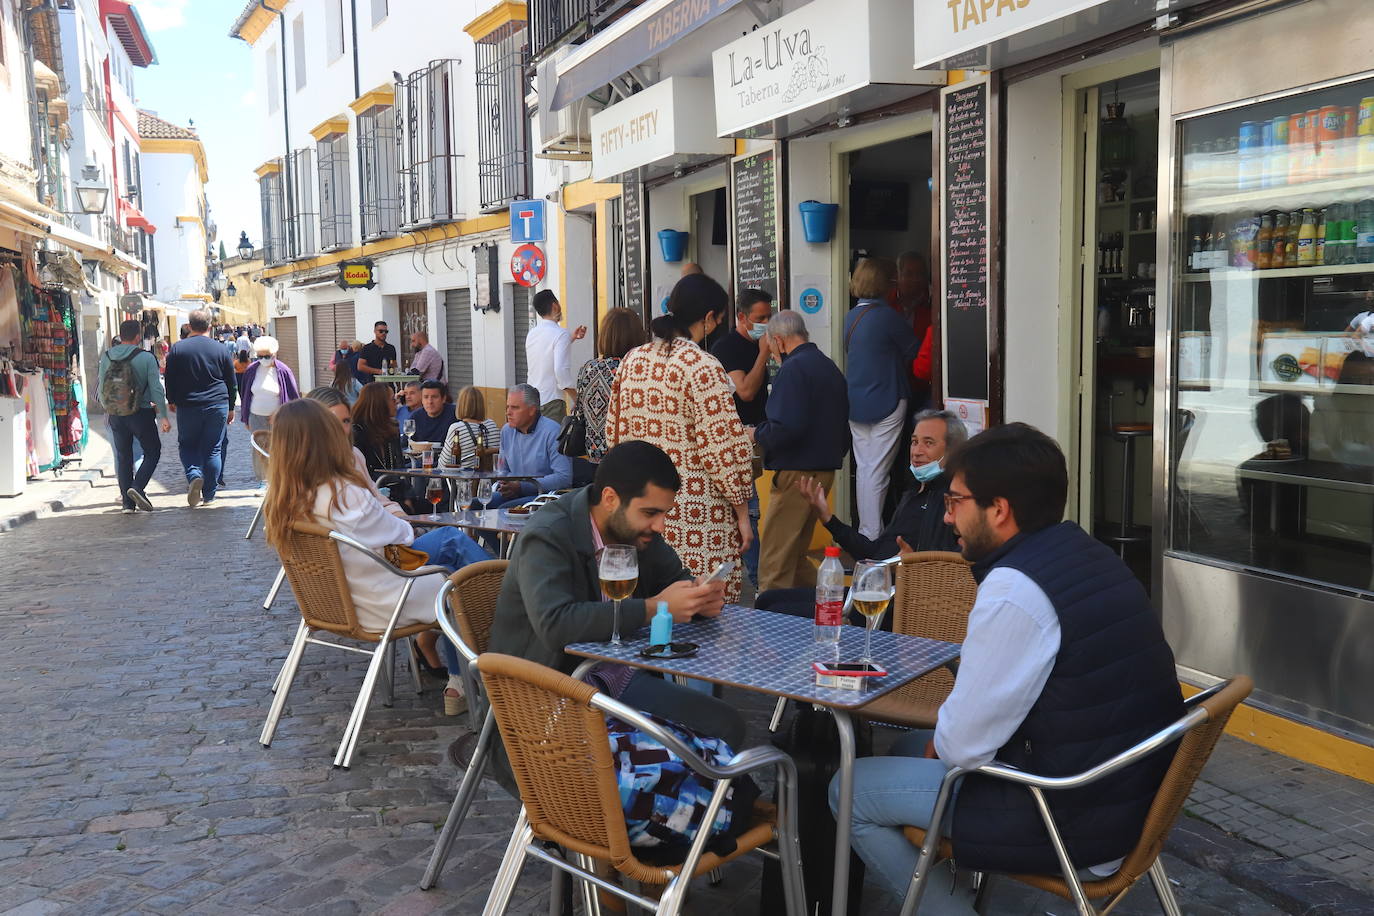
137,110,212,318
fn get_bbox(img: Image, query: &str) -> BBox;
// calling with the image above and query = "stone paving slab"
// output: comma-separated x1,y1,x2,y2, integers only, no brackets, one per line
0,421,1369,914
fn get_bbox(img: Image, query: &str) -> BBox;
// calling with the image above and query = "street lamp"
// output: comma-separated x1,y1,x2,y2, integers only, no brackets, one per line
210,272,229,294
227,280,238,297
74,163,109,215
236,231,254,261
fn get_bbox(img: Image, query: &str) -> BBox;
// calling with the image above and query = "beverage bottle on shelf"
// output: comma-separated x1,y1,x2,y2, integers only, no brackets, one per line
1315,209,1327,265
1272,213,1290,267
1357,199,1374,263
1256,214,1274,270
1287,211,1304,267
1324,204,1344,266
1359,98,1374,171
1189,217,1204,271
814,546,844,656
1238,121,1262,190
1338,202,1358,265
1297,209,1318,266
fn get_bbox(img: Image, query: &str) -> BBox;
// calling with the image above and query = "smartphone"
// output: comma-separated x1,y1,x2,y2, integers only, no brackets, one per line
703,559,737,583
813,661,888,677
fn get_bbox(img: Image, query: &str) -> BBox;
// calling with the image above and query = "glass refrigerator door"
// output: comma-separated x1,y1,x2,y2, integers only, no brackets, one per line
1172,79,1374,593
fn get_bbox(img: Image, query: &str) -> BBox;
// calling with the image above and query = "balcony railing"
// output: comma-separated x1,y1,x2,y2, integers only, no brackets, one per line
396,59,465,228
99,215,139,256
475,30,531,211
529,0,591,62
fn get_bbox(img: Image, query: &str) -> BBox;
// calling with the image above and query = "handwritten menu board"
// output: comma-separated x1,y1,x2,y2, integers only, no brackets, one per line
621,180,647,315
730,147,782,300
942,81,989,401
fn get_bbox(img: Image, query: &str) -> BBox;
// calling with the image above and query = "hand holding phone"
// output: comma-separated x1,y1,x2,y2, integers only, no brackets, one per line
702,559,737,584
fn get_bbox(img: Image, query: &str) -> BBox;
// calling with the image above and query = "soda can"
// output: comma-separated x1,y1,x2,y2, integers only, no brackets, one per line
1238,120,1262,151
1289,112,1309,182
1270,116,1291,187
1360,98,1374,137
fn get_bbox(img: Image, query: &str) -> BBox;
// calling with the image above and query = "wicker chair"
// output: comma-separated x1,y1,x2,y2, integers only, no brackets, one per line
244,429,272,540
898,676,1253,916
419,561,509,891
857,551,976,730
477,653,807,916
259,520,448,769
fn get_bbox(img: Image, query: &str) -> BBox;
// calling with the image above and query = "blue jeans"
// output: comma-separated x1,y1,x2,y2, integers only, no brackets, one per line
415,527,494,673
743,487,761,587
175,405,227,501
108,409,161,509
829,731,975,911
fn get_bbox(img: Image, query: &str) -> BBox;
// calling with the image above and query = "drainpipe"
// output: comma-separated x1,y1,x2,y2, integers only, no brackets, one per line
349,0,364,246
257,1,292,258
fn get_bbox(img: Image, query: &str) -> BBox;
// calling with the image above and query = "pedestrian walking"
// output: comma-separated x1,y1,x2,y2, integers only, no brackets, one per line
524,289,586,422
606,273,754,601
240,335,300,483
844,257,922,539
164,309,236,507
750,310,849,591
97,319,170,513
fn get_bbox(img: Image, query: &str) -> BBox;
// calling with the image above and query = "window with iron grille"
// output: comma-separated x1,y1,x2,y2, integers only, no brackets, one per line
396,59,464,228
316,132,352,251
357,104,400,241
259,165,288,267
475,28,530,211
287,147,317,259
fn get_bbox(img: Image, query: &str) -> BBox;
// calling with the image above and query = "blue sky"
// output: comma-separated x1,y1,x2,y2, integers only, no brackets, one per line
132,0,260,256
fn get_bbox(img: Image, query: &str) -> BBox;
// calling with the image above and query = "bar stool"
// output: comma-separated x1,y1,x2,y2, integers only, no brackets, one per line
1104,391,1152,558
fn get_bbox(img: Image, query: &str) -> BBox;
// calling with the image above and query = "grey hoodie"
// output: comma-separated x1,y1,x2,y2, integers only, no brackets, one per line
98,343,168,419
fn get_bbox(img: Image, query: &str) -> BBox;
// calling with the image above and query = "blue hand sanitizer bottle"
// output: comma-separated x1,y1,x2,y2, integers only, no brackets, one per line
650,601,673,646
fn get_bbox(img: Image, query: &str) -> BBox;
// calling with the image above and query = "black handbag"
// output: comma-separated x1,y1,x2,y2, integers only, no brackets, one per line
557,411,587,458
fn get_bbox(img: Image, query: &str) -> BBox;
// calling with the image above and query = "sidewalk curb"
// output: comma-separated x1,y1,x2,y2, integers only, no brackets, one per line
0,431,115,533
1169,816,1374,915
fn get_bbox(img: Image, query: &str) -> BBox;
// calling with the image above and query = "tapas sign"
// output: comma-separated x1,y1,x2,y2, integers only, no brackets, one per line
511,243,547,288
336,258,377,290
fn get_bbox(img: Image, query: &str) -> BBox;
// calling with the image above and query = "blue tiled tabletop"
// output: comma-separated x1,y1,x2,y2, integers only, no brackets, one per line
405,508,528,535
566,605,960,710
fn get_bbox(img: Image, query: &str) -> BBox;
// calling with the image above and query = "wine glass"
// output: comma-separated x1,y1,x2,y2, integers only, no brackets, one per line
475,479,493,513
851,560,894,663
425,478,444,520
403,417,416,442
597,544,638,646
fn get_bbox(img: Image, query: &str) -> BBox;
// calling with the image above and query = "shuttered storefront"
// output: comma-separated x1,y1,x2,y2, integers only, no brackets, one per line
398,293,427,368
511,286,531,385
443,288,473,391
272,316,301,379
310,301,355,386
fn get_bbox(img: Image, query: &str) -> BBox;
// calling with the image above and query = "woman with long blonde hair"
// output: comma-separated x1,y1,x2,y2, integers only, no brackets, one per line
265,400,489,713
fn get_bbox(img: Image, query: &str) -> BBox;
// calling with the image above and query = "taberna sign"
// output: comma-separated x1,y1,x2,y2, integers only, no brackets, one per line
336,258,377,290
590,78,734,182
711,0,926,137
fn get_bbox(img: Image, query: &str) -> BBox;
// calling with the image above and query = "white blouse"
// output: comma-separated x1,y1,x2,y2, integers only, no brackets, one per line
310,480,443,633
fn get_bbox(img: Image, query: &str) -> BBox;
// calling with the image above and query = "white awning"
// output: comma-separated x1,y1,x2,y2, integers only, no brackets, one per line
590,78,735,182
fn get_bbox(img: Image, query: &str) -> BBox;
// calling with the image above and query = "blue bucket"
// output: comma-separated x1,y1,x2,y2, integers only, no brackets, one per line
798,201,839,244
657,229,690,262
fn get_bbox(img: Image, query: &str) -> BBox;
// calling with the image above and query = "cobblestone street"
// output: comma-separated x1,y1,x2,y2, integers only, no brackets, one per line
0,423,1365,914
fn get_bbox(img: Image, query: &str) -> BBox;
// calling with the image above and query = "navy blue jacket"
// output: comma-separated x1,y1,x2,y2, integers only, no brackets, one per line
164,335,237,410
753,342,849,471
843,299,920,423
410,404,457,445
950,522,1184,873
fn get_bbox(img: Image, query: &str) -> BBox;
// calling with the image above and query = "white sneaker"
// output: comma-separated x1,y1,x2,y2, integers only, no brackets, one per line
187,477,203,507
120,507,136,514
127,488,154,512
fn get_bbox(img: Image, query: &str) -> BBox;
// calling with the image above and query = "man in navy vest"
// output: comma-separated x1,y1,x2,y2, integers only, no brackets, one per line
832,423,1183,909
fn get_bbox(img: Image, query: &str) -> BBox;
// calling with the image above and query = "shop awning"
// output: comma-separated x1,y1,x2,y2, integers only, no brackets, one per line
119,198,156,233
712,0,942,137
913,0,1210,71
590,78,735,182
550,0,748,111
45,220,147,274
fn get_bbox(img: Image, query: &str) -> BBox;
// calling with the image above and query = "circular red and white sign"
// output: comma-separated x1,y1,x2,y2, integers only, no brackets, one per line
510,243,546,288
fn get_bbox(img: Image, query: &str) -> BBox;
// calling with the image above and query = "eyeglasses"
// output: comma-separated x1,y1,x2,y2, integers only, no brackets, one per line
943,491,975,512
377,329,389,335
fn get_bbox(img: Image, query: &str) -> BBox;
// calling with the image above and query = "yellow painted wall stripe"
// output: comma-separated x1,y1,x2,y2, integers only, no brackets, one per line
261,213,507,279
564,178,621,212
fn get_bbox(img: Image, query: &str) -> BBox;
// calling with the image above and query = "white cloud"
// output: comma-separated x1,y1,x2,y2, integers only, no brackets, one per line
136,0,190,32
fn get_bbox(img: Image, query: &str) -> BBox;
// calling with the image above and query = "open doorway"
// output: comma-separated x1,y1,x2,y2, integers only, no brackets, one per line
1074,70,1161,584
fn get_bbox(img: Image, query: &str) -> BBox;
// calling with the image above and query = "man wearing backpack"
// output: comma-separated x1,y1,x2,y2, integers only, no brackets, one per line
98,319,170,513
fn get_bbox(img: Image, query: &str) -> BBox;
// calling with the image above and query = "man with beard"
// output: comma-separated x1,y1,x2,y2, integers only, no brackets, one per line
479,440,743,778
832,423,1183,909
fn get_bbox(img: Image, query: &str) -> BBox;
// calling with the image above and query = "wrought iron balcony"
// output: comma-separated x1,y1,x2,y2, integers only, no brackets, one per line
528,0,591,62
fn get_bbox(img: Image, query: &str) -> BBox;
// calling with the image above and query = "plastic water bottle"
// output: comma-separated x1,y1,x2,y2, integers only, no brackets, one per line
650,601,673,647
815,546,844,657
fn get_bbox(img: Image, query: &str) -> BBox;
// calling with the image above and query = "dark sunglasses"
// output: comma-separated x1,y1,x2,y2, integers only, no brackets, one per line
376,329,389,335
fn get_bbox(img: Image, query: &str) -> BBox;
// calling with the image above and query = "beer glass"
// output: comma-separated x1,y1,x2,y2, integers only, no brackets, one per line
597,544,638,646
852,560,894,663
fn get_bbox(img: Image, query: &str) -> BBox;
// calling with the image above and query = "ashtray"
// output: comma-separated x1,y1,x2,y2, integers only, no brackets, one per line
639,642,699,659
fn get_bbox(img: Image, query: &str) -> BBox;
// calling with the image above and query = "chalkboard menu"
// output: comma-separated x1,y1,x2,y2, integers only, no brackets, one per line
942,81,989,401
621,180,647,314
730,147,783,301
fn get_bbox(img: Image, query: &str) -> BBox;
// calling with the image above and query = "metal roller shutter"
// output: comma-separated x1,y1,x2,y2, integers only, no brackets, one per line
443,288,473,390
511,285,531,385
310,301,356,385
272,316,300,380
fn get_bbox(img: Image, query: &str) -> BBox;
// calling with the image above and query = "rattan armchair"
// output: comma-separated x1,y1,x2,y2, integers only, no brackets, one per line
477,652,807,916
259,521,448,769
857,551,976,730
419,561,509,891
898,676,1253,916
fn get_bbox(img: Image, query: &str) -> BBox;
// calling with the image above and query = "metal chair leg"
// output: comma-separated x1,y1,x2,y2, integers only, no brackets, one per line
461,659,482,733
408,637,425,694
420,709,495,890
244,498,264,539
572,853,606,916
260,621,309,746
263,566,286,611
768,697,789,733
482,809,533,916
333,639,391,769
380,641,396,708
547,854,568,916
1147,858,1182,916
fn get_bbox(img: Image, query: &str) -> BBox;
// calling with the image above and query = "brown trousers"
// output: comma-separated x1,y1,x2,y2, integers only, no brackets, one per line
758,469,834,592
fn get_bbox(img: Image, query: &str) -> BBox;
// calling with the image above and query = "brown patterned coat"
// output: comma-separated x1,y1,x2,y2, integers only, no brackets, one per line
606,337,755,601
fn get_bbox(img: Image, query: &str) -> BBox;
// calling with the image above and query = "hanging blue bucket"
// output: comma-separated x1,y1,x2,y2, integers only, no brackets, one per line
657,230,690,262
798,201,839,244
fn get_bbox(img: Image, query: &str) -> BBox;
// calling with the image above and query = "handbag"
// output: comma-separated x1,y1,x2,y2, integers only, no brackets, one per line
383,544,429,570
557,411,587,458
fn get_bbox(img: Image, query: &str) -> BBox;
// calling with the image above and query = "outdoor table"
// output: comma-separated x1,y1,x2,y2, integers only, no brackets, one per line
405,508,530,557
375,373,420,394
381,467,540,512
566,604,961,916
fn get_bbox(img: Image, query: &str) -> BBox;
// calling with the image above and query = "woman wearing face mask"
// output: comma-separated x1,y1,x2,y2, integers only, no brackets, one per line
605,273,755,602
241,336,301,481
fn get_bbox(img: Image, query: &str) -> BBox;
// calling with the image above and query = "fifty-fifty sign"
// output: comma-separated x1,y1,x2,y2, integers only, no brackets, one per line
590,78,732,181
